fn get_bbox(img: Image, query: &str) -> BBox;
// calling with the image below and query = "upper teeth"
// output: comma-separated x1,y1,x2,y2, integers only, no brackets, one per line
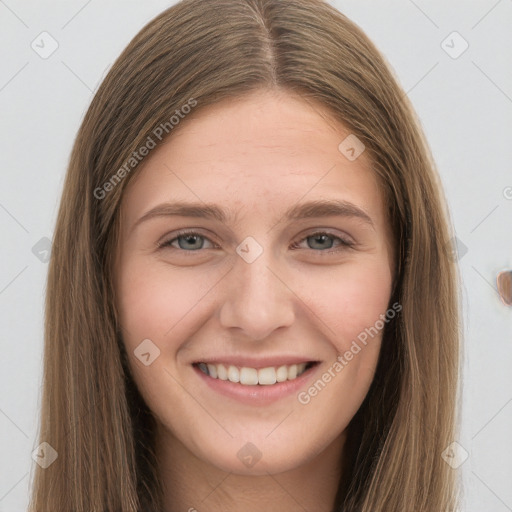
197,362,309,385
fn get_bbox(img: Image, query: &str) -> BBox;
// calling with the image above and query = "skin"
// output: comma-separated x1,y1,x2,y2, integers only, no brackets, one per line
114,89,395,512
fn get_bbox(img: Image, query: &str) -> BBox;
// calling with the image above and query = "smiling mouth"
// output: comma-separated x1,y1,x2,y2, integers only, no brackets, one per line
193,361,319,386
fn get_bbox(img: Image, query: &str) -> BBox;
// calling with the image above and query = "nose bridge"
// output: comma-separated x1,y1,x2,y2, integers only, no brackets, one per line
218,241,295,340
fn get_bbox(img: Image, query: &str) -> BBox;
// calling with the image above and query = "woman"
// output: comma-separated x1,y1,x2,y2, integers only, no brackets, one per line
29,0,462,510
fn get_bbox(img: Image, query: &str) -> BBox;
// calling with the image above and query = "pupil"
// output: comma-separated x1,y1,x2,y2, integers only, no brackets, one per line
180,235,202,250
311,234,332,249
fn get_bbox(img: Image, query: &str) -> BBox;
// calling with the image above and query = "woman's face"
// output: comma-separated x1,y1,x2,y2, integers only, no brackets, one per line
114,89,395,475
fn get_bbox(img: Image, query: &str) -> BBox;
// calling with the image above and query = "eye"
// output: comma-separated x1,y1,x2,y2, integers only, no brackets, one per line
157,229,354,256
290,231,355,254
157,230,217,252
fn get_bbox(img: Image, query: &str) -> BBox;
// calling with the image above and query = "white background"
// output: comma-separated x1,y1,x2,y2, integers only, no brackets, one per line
0,1,511,510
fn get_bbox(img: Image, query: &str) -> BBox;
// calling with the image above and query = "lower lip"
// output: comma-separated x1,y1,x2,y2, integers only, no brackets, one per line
192,363,321,405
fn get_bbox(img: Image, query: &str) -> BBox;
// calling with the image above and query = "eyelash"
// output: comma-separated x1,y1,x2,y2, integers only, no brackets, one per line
157,229,355,256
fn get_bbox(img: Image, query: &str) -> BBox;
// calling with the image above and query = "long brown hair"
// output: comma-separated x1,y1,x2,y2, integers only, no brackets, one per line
29,0,462,510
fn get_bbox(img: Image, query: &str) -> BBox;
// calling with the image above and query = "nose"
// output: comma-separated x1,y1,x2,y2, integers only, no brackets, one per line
218,246,296,341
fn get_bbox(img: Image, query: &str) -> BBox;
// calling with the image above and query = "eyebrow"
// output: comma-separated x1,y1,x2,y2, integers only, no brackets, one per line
131,198,374,233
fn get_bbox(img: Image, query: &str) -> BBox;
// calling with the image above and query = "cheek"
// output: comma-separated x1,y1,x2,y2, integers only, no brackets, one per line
299,260,393,344
292,262,392,431
115,258,223,409
116,257,219,345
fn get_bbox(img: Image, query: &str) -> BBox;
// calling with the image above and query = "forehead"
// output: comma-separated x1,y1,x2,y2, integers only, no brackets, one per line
120,89,385,228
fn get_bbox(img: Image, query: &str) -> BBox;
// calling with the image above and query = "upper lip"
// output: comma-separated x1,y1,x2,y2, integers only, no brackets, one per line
192,356,319,369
